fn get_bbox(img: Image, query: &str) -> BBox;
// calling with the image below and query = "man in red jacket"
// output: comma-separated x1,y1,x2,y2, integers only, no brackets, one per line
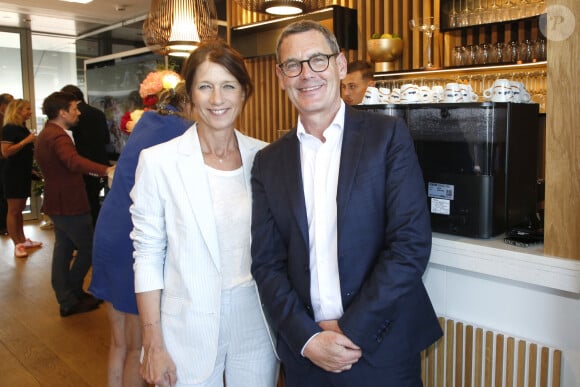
60,85,110,226
35,91,113,317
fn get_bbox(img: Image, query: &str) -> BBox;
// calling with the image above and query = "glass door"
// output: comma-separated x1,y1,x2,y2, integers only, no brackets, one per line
0,27,39,220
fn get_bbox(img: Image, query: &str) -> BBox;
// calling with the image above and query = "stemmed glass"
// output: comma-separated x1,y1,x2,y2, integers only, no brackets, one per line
474,0,485,24
449,0,459,27
519,0,531,17
489,0,500,21
536,0,546,15
531,70,547,112
409,17,439,69
503,0,516,20
461,0,472,26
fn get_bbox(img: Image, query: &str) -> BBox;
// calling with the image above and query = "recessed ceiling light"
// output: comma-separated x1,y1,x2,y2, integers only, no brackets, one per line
58,0,93,4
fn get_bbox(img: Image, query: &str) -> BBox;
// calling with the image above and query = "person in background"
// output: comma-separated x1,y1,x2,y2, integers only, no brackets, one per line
250,20,442,386
131,40,278,387
34,91,113,317
1,98,41,258
60,85,110,226
0,92,14,236
340,60,374,105
89,81,193,387
0,92,13,122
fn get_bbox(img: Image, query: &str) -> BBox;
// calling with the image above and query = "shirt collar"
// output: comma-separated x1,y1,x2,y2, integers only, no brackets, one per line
297,101,345,143
63,128,75,144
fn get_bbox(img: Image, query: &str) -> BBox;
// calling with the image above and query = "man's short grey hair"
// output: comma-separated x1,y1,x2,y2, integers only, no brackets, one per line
275,20,340,63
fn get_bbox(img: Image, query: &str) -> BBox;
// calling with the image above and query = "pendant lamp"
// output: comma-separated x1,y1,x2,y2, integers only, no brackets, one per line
234,0,331,16
143,0,219,57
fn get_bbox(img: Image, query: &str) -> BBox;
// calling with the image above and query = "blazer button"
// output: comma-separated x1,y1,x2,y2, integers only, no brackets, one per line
304,265,309,272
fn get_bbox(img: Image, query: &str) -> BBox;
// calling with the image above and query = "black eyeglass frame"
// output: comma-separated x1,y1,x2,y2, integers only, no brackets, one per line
278,53,339,78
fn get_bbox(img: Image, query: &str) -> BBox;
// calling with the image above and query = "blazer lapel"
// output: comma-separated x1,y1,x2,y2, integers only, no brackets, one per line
235,130,259,196
337,107,365,228
282,131,309,248
175,124,221,271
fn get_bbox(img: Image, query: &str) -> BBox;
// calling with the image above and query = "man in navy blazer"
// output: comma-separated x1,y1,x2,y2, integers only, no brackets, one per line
251,20,442,386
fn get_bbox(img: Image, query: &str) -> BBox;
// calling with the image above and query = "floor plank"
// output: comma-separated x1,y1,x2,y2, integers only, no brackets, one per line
0,221,109,386
0,339,42,386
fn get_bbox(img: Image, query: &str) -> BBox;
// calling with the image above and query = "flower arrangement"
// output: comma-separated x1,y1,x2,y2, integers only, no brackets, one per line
120,109,145,133
120,69,181,135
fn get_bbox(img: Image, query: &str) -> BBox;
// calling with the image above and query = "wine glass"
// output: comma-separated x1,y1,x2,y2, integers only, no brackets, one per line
409,17,439,69
489,0,500,21
474,0,485,24
449,0,459,27
503,0,517,20
519,0,531,17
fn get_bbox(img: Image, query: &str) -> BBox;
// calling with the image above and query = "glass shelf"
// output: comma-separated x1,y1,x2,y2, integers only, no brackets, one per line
440,0,546,31
373,61,546,78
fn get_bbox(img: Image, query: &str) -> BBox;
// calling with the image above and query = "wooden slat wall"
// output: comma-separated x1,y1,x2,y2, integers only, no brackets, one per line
421,318,562,387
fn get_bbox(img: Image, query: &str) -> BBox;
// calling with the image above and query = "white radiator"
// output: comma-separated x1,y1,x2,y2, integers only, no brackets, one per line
421,318,562,387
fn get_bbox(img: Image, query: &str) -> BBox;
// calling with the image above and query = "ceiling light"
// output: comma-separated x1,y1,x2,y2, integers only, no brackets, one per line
234,0,331,16
58,0,93,4
260,1,306,15
143,0,218,56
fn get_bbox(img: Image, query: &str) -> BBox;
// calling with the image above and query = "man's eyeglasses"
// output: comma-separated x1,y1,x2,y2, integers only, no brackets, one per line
278,53,338,78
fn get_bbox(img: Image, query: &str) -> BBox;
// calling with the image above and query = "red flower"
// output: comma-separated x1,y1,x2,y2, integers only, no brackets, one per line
143,94,158,108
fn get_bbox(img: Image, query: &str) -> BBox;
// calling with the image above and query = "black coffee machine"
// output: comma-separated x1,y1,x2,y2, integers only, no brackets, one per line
355,102,540,238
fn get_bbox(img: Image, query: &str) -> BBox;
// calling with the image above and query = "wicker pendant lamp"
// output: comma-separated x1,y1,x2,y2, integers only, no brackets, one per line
234,0,331,16
143,0,219,57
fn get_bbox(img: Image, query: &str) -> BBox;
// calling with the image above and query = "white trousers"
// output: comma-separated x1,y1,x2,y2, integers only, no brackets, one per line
171,283,279,387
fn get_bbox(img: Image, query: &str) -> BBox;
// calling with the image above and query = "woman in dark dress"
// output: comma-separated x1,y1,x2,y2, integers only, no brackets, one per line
0,98,42,258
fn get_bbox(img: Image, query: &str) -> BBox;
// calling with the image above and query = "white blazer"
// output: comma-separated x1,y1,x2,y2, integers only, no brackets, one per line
131,124,275,384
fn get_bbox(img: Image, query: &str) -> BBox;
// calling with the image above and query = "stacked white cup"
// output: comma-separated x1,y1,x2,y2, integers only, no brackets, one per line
483,79,513,102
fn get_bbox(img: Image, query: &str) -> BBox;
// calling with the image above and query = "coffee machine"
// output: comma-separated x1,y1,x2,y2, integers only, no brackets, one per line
355,102,540,238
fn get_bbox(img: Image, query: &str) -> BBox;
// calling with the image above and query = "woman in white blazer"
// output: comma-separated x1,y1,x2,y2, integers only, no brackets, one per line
130,40,278,387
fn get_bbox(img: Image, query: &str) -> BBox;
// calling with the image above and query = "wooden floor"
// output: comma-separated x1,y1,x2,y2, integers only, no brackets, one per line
0,221,110,386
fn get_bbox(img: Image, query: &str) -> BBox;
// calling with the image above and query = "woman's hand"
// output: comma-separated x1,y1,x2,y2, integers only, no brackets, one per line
25,132,36,144
140,345,177,386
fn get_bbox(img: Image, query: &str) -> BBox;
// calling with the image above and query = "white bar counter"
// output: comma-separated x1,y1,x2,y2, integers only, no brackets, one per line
429,233,580,294
424,233,580,386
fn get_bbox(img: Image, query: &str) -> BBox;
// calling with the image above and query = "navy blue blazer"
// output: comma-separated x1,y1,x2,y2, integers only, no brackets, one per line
251,105,442,371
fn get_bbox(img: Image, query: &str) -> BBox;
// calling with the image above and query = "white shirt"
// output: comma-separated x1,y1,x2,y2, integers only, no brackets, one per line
64,128,75,144
297,102,345,322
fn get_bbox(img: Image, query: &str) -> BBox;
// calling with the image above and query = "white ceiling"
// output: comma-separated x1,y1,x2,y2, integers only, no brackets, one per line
0,0,227,53
0,0,151,37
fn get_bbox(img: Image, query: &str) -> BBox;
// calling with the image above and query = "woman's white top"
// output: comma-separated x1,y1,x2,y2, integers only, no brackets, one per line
206,164,252,290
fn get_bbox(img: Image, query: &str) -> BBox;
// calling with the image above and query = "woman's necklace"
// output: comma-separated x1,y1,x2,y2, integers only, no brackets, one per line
200,135,239,164
202,148,229,163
